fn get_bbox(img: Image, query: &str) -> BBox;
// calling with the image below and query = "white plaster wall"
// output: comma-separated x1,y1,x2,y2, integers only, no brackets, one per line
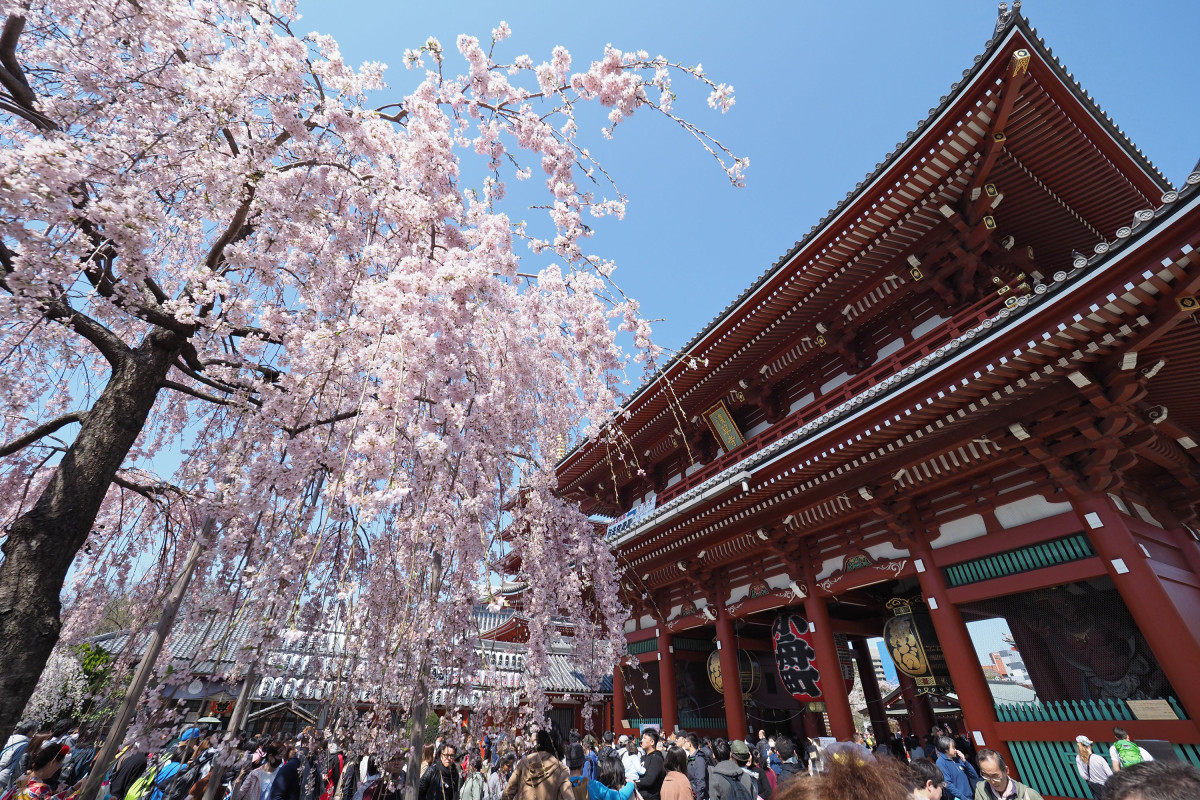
744,420,772,439
789,392,815,415
936,513,988,547
820,372,851,395
911,315,949,339
1132,503,1164,528
994,495,1073,529
876,337,906,360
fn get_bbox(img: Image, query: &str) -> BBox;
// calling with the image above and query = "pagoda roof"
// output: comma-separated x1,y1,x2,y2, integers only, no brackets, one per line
614,178,1199,584
557,11,1173,503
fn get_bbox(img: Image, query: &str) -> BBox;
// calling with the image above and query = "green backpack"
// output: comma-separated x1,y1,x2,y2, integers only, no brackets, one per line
124,765,158,800
1113,739,1143,768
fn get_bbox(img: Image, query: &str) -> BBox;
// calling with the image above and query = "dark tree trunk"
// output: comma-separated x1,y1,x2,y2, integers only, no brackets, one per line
0,327,182,740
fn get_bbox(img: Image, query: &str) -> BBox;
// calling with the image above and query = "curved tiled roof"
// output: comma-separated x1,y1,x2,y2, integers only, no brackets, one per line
557,11,1174,486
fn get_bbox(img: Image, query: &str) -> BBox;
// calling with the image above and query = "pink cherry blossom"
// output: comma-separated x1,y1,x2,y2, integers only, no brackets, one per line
0,0,742,745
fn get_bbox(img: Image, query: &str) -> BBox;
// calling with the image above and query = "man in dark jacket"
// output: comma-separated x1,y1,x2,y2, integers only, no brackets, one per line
773,738,803,788
420,744,461,800
682,734,707,800
598,733,614,761
636,731,664,800
270,747,305,800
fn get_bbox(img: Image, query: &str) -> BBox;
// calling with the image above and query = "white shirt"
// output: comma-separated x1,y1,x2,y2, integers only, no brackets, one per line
1076,754,1113,785
621,750,645,782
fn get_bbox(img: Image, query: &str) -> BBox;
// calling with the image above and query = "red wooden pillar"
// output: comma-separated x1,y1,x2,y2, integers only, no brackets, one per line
714,603,748,740
612,661,626,732
801,591,856,740
804,709,827,737
1167,525,1200,579
851,638,890,744
1075,495,1200,722
657,629,678,733
910,537,1011,767
896,670,935,738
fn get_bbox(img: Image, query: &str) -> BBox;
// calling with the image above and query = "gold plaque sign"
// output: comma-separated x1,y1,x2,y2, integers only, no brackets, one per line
703,401,745,452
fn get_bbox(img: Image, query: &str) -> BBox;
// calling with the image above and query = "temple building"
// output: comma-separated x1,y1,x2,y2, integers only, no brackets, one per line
557,8,1200,798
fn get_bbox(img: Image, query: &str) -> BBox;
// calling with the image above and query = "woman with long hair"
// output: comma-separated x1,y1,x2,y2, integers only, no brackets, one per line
657,748,691,800
1074,737,1112,799
586,756,633,800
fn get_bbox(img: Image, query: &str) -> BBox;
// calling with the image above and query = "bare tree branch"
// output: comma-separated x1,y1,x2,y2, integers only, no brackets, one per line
0,411,88,458
42,296,133,368
160,379,236,406
284,409,360,438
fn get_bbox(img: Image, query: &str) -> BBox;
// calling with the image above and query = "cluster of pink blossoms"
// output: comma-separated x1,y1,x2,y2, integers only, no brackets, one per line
0,0,740,743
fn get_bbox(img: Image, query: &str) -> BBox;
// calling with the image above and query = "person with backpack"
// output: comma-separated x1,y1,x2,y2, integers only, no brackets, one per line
1108,728,1153,773
1073,736,1112,800
706,741,755,800
110,747,150,800
597,736,613,762
152,748,199,800
581,739,599,783
0,722,37,791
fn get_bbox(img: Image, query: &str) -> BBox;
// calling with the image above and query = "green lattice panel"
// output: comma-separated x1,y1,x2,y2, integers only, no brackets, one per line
672,637,715,652
679,716,726,729
627,638,658,655
1175,743,1200,769
1007,740,1103,800
944,534,1096,588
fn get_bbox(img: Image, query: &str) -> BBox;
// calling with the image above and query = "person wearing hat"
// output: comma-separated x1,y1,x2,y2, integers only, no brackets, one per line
1073,736,1112,799
707,740,756,800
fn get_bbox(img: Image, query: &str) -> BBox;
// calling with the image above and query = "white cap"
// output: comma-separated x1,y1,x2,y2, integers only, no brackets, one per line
618,735,629,744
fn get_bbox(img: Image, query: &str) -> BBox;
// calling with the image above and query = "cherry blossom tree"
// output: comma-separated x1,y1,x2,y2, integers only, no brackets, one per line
0,0,743,741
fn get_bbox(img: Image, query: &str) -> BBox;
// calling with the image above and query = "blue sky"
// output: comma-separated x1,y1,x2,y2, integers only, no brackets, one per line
299,0,1200,359
291,0,1198,675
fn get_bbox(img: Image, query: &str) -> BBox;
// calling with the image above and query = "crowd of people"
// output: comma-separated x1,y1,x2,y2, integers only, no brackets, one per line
1,718,1198,800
